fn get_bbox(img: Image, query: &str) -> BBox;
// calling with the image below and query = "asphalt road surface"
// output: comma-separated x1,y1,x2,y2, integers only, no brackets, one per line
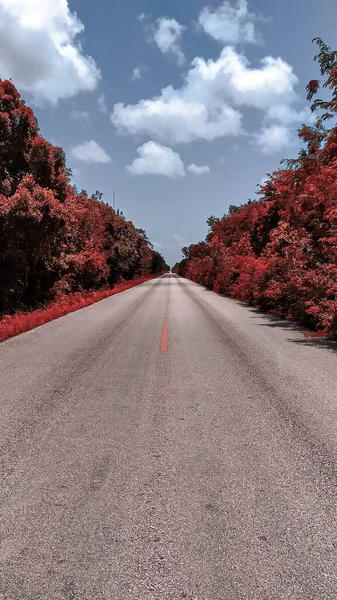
0,274,336,600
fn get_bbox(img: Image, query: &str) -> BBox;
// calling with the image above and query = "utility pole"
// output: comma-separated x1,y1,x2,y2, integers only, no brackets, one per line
113,190,116,211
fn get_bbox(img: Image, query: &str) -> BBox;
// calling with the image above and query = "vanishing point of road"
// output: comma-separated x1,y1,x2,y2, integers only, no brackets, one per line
0,274,336,599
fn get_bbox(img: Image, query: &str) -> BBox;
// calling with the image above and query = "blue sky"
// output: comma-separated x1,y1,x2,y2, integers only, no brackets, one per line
0,0,336,266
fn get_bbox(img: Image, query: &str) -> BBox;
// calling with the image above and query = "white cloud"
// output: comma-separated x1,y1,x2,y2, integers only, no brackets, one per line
173,234,183,244
70,110,89,125
188,164,210,174
255,105,315,153
266,104,314,126
214,49,297,110
112,46,298,145
254,124,291,154
71,140,111,163
126,141,185,178
132,67,142,81
113,96,241,144
153,17,185,64
98,94,108,114
0,0,100,103
199,0,258,45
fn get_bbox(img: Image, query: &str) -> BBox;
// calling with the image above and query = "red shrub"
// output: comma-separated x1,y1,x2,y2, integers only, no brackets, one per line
174,39,337,337
0,275,160,344
0,80,169,318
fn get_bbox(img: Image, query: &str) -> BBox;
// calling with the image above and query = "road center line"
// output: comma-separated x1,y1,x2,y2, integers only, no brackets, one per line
160,324,168,354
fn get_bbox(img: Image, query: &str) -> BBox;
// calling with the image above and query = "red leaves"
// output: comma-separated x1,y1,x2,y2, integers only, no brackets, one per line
0,79,168,320
0,276,159,344
306,79,320,101
174,40,337,337
0,81,38,188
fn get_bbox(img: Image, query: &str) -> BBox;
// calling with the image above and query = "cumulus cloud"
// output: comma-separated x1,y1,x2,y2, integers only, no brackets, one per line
153,17,185,64
188,164,210,174
266,104,313,126
0,0,100,103
113,96,241,144
112,46,298,145
71,140,111,163
254,125,292,154
199,0,258,45
126,141,185,178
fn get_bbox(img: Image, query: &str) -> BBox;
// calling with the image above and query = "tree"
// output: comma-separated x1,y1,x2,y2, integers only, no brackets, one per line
173,39,337,336
136,228,154,250
0,79,166,316
207,215,220,230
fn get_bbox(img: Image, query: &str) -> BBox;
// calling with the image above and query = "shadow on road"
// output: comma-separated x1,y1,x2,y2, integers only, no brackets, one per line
286,336,337,351
199,287,337,352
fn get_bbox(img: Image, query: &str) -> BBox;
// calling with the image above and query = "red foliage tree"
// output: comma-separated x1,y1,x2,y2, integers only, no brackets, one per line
174,39,337,336
0,81,168,317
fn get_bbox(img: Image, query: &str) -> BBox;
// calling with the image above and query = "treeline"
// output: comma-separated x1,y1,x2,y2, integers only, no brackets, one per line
174,39,337,336
0,80,168,317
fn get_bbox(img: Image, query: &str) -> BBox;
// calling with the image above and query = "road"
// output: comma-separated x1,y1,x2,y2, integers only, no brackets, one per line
0,274,336,599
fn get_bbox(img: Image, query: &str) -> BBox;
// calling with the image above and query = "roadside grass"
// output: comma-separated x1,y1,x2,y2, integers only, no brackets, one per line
0,275,158,344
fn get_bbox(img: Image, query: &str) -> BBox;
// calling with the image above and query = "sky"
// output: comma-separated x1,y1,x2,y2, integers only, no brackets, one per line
0,0,336,266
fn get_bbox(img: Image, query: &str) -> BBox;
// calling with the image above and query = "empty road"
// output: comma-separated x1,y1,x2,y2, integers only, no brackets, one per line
0,274,336,599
